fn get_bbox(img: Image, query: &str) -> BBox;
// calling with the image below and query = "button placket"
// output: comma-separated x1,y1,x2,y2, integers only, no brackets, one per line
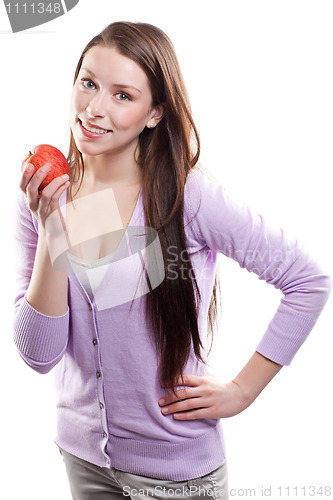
89,301,111,467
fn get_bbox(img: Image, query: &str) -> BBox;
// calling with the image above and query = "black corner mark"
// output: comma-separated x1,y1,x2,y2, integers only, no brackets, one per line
3,0,81,33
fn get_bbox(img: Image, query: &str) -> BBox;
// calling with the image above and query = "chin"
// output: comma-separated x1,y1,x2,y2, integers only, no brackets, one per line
71,133,98,156
76,144,104,157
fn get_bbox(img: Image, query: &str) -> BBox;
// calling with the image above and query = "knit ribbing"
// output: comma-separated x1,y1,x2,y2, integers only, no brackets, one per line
107,426,226,480
256,308,317,366
13,295,69,363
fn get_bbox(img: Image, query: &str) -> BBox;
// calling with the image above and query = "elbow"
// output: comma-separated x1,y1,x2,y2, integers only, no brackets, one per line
13,301,69,373
12,295,70,374
25,360,55,375
325,272,333,297
33,365,54,375
17,349,65,375
311,267,333,311
280,253,333,316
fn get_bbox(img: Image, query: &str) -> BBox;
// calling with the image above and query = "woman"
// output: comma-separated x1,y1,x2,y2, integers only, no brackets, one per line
13,21,331,499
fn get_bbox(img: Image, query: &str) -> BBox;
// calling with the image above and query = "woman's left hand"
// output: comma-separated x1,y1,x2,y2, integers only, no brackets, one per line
158,371,254,420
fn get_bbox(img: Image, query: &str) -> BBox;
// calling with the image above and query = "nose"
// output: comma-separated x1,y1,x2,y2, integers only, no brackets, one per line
86,105,96,118
86,91,108,118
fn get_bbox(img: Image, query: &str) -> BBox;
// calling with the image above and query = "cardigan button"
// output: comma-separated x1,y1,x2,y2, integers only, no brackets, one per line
92,338,98,346
96,371,101,378
88,303,93,311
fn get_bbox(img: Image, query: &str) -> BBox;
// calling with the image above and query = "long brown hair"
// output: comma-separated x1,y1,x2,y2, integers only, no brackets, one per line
67,22,221,395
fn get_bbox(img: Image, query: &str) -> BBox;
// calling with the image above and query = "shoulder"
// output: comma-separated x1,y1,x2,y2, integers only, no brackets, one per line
183,166,231,249
184,166,232,224
185,165,218,204
185,166,219,193
183,166,264,253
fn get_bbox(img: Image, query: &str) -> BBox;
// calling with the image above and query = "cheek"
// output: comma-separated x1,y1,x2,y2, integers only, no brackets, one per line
114,104,150,129
70,93,88,132
70,90,86,117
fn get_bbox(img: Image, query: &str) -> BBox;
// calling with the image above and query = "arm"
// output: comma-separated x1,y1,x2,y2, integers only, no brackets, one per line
26,226,68,316
188,171,332,366
13,166,70,374
158,171,331,418
231,351,282,408
158,353,282,419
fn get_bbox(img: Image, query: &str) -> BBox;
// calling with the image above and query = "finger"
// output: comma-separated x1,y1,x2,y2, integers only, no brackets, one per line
25,165,51,211
173,407,212,420
174,373,204,387
158,374,204,406
161,396,204,415
48,179,70,214
19,164,35,193
40,173,70,198
24,165,50,213
159,386,200,406
40,174,70,208
38,177,70,221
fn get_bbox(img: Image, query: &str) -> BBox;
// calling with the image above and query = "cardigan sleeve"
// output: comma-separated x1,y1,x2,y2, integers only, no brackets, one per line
12,189,70,374
186,170,332,365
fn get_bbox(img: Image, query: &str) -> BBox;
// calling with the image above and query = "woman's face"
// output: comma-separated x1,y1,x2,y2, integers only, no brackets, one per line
70,45,161,159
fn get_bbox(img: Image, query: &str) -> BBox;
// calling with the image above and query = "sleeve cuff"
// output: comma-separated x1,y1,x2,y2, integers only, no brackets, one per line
13,295,69,363
255,307,317,366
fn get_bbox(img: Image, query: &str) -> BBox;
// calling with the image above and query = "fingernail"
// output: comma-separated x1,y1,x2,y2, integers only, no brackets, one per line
159,399,164,405
25,165,32,172
162,407,168,414
62,174,69,180
40,165,50,173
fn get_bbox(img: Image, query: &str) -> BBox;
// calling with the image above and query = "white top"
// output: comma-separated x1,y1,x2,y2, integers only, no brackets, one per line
67,250,116,301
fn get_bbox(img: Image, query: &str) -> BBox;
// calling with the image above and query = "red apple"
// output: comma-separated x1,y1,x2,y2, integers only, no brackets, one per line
21,144,70,191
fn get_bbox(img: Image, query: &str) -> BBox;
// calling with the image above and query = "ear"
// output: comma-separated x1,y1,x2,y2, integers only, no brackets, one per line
146,103,165,129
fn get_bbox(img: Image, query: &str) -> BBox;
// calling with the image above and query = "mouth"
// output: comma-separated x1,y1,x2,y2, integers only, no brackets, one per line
79,119,112,135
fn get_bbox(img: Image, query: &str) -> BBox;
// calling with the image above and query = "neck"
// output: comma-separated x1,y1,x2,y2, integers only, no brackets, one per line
82,149,142,189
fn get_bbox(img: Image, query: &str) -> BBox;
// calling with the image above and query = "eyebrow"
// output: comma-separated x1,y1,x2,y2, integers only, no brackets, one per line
81,67,142,93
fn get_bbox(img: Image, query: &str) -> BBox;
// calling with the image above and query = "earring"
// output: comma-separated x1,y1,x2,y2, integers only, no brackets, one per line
149,121,155,128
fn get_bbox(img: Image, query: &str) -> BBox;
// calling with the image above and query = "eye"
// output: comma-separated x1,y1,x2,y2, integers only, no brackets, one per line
115,92,130,101
81,78,96,90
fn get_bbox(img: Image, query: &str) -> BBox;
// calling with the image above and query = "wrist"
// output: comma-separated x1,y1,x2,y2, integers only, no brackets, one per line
231,352,283,406
230,378,257,408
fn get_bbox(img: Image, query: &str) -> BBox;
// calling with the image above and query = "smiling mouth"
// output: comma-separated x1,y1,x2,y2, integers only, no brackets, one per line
80,120,112,134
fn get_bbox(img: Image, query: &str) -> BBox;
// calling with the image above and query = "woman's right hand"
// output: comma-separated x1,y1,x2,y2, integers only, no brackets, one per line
20,163,70,232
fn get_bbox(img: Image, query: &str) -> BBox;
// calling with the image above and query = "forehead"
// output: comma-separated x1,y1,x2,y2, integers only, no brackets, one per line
81,46,150,90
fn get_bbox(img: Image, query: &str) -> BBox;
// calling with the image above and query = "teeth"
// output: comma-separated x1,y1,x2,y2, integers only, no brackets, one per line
82,121,109,134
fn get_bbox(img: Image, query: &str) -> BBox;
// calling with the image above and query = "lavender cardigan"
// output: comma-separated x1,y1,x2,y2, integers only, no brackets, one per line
13,169,331,480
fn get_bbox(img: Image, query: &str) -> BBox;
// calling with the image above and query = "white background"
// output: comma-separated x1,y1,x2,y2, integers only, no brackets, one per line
1,0,332,498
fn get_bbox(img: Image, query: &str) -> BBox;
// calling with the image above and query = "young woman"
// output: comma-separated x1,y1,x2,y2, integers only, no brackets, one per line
13,22,331,499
